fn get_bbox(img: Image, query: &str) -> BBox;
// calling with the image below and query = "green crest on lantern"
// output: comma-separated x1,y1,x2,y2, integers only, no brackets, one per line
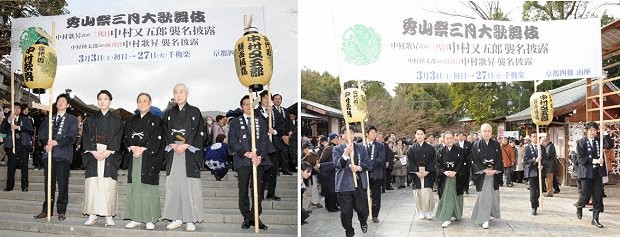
19,27,49,53
341,24,381,66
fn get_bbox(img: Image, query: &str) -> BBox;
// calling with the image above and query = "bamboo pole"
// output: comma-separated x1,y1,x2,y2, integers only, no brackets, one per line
357,81,372,220
10,71,14,154
599,79,605,176
345,121,357,188
339,82,357,187
46,86,53,223
46,22,56,223
537,126,543,211
267,84,273,142
46,21,56,224
248,90,259,233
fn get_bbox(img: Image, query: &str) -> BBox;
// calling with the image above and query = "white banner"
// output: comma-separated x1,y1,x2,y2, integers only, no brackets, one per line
4,0,299,114
332,3,602,84
11,7,264,67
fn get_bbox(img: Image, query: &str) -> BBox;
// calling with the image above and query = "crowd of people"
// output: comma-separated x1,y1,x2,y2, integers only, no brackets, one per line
301,122,611,236
0,83,298,232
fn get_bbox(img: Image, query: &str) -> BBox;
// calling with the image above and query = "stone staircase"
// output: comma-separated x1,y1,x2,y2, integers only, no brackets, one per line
0,167,297,236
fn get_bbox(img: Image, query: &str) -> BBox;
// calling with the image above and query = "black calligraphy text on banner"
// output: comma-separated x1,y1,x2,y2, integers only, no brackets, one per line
61,11,215,63
332,3,601,84
530,92,554,126
11,8,265,66
402,19,541,40
65,11,207,28
340,88,367,123
22,44,57,94
234,24,273,92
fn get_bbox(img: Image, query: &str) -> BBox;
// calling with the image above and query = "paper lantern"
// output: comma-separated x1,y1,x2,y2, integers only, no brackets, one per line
234,28,273,92
22,44,57,94
340,88,367,123
530,92,554,125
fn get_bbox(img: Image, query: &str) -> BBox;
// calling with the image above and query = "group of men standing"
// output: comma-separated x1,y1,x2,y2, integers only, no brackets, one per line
325,120,611,236
329,123,503,236
1,83,297,232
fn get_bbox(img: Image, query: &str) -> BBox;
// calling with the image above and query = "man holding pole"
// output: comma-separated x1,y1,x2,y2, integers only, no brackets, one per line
229,95,272,230
334,125,370,237
523,132,548,216
33,94,78,221
365,125,385,223
2,102,33,192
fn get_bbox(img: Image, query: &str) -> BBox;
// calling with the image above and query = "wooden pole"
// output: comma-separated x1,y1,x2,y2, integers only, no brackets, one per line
248,90,259,233
598,79,605,174
46,21,56,224
339,82,357,187
267,84,273,142
46,87,53,223
10,70,15,154
357,81,372,220
536,125,543,211
346,121,357,188
359,118,373,220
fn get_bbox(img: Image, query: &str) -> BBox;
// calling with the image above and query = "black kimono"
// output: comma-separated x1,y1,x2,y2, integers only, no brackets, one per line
470,139,503,192
436,145,466,198
81,110,123,216
123,111,164,185
162,103,206,178
407,142,436,189
81,111,123,180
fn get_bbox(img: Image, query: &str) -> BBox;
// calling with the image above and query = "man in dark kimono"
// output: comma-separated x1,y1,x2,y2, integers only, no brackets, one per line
334,125,370,237
34,94,78,221
2,102,33,192
161,84,205,231
435,131,467,228
364,126,386,223
81,90,123,226
575,122,612,228
470,123,502,229
454,132,472,194
407,128,436,220
523,132,548,216
229,95,273,230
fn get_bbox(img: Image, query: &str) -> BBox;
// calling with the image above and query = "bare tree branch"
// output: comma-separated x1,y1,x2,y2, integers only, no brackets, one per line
565,1,578,19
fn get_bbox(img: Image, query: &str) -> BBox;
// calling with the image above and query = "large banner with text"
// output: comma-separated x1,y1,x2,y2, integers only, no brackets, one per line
11,7,263,67
332,3,601,83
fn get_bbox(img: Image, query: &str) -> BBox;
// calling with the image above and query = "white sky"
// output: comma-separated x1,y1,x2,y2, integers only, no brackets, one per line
18,0,298,112
299,0,620,95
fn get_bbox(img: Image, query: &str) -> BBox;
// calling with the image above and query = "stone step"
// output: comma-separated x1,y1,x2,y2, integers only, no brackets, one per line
0,175,299,187
0,190,297,205
0,211,296,236
0,168,299,182
6,181,297,196
0,173,297,187
0,191,297,211
0,199,297,225
1,179,297,196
